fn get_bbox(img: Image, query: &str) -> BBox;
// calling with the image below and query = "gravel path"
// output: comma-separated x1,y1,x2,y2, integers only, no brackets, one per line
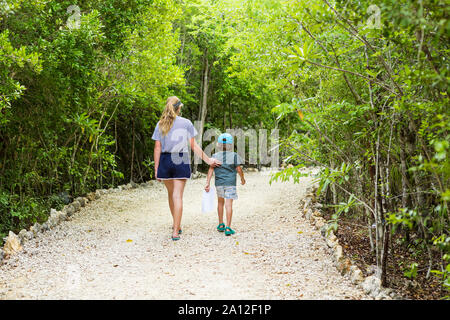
0,172,368,299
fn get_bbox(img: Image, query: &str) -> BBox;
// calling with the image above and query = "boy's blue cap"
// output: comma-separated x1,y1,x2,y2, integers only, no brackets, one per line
218,133,233,144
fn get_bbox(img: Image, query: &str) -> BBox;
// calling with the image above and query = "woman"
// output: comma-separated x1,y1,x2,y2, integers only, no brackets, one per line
152,96,221,240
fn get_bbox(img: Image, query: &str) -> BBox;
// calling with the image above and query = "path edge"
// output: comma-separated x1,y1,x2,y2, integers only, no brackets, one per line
300,185,404,300
0,180,156,266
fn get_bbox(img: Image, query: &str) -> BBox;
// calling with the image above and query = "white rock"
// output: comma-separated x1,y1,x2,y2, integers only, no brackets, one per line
350,266,365,284
305,209,313,220
25,231,34,240
30,223,42,235
326,233,338,248
47,215,58,228
130,181,139,188
303,198,311,211
64,205,75,216
334,245,344,263
75,197,86,207
71,201,81,212
59,211,67,221
3,231,23,256
361,275,381,296
314,217,326,229
18,229,28,242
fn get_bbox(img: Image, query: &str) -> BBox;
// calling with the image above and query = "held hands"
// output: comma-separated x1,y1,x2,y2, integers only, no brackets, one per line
207,157,221,167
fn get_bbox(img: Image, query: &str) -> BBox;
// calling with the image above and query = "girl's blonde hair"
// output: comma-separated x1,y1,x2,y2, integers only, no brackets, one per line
159,96,182,136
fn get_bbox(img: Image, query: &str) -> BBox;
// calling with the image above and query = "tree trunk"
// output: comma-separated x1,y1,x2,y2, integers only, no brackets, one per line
130,108,135,183
193,50,209,174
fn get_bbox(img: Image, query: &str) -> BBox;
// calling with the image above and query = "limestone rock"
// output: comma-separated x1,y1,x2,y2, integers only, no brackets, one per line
86,192,96,201
75,197,86,207
326,233,338,248
18,229,28,242
361,275,381,297
47,215,58,228
3,231,23,256
366,264,379,276
26,231,34,240
30,223,42,235
337,258,352,276
303,198,311,211
130,181,139,188
334,244,344,262
314,217,326,229
64,205,75,217
59,211,68,221
305,209,313,221
71,200,81,212
350,266,365,284
314,203,323,209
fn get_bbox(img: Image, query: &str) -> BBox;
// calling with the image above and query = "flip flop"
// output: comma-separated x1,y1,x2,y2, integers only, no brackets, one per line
217,223,225,232
225,226,235,236
171,235,180,241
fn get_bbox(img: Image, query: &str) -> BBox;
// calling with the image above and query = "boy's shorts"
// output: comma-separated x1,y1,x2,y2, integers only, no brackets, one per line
216,186,238,200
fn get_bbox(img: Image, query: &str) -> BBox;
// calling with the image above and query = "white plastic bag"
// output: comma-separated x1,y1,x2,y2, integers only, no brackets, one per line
202,186,216,213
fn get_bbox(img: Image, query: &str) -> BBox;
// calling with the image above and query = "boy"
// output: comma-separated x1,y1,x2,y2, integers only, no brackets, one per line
205,133,245,236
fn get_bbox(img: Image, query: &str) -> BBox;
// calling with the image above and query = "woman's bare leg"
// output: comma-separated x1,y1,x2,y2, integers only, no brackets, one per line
171,179,186,237
163,180,175,216
163,180,181,234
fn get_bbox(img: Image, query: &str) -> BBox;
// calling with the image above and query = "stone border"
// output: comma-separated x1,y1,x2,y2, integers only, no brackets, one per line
0,180,156,265
301,186,403,300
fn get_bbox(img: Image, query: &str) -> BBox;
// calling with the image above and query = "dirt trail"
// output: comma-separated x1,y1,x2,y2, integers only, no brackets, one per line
0,172,368,299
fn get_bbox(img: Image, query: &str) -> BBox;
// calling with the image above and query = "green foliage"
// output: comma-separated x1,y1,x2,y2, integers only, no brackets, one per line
227,0,449,295
404,262,419,280
0,0,448,297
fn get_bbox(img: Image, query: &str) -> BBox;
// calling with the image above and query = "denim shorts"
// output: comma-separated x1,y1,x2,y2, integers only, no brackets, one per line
216,186,238,200
157,152,191,179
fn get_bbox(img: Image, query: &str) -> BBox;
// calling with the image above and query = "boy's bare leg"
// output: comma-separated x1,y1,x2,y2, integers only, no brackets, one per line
217,197,225,225
225,199,233,227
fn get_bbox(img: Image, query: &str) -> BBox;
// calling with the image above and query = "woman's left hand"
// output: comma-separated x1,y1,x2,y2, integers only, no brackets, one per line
208,157,221,167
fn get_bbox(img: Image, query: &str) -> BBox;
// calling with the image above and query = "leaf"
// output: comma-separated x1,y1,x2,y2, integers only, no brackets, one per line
126,239,133,243
297,110,304,121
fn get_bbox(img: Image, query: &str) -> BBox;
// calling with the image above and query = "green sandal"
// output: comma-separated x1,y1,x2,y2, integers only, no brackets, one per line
217,223,225,232
225,226,235,236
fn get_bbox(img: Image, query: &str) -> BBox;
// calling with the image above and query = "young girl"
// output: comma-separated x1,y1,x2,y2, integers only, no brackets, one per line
205,133,245,236
152,96,221,241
